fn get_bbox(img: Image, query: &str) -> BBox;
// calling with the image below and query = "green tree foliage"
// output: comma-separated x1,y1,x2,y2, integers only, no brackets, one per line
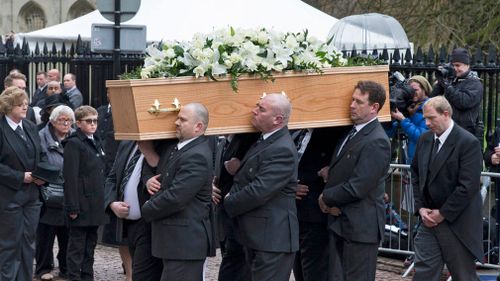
305,0,499,50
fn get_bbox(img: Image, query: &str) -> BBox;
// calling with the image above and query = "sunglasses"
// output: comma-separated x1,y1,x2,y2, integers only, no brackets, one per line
79,118,98,125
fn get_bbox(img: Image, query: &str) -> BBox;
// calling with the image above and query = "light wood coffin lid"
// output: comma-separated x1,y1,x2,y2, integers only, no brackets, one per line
106,65,390,140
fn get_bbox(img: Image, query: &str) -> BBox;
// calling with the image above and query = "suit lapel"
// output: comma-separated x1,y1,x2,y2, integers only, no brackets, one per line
165,136,206,171
330,120,378,167
117,141,137,197
1,118,31,170
418,134,433,186
427,128,458,184
239,127,287,169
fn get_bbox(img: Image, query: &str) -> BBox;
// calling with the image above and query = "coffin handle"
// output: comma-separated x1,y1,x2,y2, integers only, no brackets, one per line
148,98,181,114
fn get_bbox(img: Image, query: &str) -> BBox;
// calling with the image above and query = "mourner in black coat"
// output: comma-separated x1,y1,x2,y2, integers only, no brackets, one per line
63,106,107,281
0,87,47,281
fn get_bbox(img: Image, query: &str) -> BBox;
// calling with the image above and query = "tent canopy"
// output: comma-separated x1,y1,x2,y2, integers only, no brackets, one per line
328,13,410,51
20,0,338,46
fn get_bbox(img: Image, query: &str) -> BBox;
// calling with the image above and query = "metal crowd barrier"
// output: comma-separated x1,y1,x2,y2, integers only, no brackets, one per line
379,163,500,278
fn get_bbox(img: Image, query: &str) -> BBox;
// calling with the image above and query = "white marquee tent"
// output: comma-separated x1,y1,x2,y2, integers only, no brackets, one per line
20,0,338,47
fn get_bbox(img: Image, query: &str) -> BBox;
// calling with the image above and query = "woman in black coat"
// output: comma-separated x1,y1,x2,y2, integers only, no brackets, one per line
0,86,46,280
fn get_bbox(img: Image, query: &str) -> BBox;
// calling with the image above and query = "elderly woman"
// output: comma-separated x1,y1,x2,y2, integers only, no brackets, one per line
35,105,75,279
0,86,46,280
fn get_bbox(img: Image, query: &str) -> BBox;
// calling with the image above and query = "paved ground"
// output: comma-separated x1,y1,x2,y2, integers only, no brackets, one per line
38,244,428,281
39,244,500,280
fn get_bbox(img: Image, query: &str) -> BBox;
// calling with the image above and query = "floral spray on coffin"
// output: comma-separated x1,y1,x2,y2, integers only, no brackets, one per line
107,27,390,140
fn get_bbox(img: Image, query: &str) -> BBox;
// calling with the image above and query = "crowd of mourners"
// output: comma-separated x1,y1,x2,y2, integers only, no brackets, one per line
0,47,494,281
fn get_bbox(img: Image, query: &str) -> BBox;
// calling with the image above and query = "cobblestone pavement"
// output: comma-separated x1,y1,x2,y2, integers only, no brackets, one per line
42,244,418,281
41,244,500,281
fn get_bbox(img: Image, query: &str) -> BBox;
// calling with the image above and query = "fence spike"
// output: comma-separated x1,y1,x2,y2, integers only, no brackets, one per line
415,47,424,65
487,44,497,66
404,48,412,65
392,48,401,65
14,43,22,56
381,46,389,63
473,45,483,66
76,35,84,55
350,44,357,58
51,42,57,56
62,43,68,57
22,38,30,56
42,42,49,55
34,42,40,56
427,45,435,66
438,46,447,64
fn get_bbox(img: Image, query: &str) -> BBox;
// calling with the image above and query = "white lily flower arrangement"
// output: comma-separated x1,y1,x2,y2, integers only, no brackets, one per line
135,27,377,91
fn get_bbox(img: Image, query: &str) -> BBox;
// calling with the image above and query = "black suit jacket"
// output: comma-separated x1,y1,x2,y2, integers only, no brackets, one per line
104,141,150,242
323,119,391,244
142,136,215,260
0,116,44,211
295,127,347,224
63,129,107,226
224,127,299,253
412,124,483,260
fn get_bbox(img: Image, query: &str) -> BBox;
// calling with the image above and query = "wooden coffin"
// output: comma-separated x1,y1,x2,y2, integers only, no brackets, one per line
106,65,390,140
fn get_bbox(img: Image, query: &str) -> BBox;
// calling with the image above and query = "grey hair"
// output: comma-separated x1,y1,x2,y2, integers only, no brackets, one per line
49,105,75,123
185,102,209,130
266,93,292,124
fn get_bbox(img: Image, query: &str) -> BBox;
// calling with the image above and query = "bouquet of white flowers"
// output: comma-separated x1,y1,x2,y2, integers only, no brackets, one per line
138,27,359,91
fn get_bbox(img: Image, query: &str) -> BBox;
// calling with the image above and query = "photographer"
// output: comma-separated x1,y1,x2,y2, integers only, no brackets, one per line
432,47,484,138
389,75,431,163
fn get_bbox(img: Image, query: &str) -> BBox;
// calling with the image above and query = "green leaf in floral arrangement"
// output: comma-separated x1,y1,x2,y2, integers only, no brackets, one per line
173,45,184,57
230,27,235,37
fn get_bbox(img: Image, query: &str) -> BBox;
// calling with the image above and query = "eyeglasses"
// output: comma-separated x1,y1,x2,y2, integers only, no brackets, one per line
48,87,60,90
79,118,98,125
56,119,72,125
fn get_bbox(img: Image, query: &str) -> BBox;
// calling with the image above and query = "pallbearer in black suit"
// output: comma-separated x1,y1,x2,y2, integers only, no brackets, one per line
104,140,163,280
212,133,258,281
292,127,347,281
411,96,482,281
319,81,391,281
142,103,215,281
224,93,299,281
0,86,47,280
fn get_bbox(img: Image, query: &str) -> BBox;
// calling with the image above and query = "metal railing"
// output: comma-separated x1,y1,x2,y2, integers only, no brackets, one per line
380,163,500,277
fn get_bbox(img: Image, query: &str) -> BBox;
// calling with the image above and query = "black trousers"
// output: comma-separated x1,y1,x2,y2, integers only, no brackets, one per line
124,219,163,281
328,231,378,281
67,226,98,281
218,210,250,281
161,259,204,281
293,221,329,281
245,248,295,281
35,223,69,276
0,186,41,281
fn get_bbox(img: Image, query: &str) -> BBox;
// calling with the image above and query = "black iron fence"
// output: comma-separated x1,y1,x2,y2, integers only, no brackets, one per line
0,37,499,142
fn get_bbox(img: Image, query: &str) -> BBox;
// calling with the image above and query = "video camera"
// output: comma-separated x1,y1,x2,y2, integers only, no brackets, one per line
435,63,455,80
389,71,415,115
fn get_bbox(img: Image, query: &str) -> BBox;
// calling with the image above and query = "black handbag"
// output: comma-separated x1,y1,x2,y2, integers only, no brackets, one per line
40,183,64,208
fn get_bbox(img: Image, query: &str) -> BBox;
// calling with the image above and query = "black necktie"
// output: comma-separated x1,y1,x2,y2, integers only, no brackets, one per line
430,138,440,163
15,126,27,142
169,145,179,159
120,148,142,193
338,127,357,155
